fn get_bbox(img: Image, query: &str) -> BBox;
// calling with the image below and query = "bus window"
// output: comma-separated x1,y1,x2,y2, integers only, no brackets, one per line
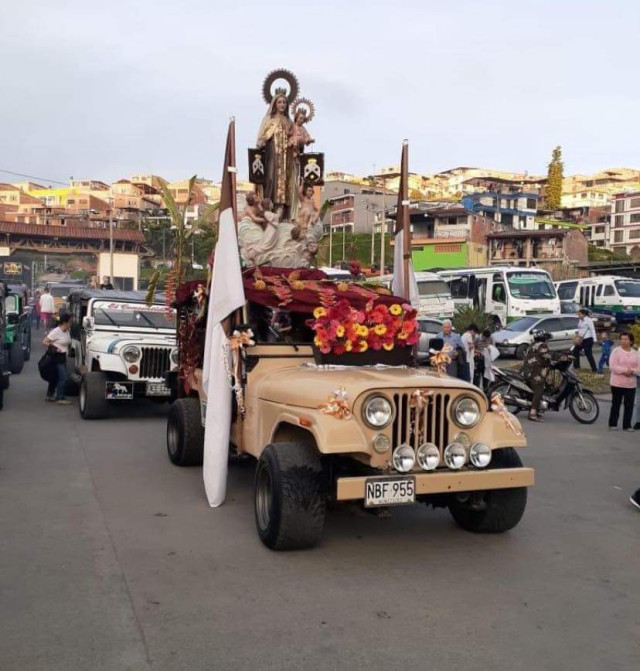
450,277,469,299
492,283,506,303
506,272,555,299
615,280,640,297
604,285,615,297
596,285,603,296
557,281,577,301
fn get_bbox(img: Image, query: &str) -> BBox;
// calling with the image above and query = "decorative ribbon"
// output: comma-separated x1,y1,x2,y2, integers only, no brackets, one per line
410,389,433,410
491,392,524,438
317,386,352,419
224,329,255,418
430,343,453,374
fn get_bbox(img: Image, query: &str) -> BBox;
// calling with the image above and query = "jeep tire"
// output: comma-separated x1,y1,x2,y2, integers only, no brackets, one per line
167,398,204,466
448,447,527,533
255,442,327,551
9,341,24,375
79,372,109,419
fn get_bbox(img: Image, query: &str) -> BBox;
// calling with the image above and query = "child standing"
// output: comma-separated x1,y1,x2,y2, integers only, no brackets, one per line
597,330,613,375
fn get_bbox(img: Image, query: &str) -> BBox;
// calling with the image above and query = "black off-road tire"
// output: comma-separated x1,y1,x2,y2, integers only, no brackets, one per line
166,398,204,466
255,442,327,551
515,343,529,360
9,341,24,374
449,447,528,533
79,372,109,419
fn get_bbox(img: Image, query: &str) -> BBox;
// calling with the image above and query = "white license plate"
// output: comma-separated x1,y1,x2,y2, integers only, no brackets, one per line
146,382,171,397
105,381,133,400
365,476,416,507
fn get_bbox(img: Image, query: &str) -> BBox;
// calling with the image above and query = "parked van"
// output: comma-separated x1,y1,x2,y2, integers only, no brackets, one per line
378,272,454,319
555,275,640,324
438,266,560,328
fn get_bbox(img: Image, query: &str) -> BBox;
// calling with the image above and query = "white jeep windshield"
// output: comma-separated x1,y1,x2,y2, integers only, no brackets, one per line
507,272,556,299
93,302,175,329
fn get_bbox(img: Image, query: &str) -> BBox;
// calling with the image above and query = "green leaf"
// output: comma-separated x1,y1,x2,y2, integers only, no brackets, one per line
146,269,162,306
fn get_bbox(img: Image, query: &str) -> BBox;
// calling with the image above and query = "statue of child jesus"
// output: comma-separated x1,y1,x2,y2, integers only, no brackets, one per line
288,109,314,156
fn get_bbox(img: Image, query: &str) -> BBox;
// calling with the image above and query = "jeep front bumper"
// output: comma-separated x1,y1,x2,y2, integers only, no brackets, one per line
336,467,534,501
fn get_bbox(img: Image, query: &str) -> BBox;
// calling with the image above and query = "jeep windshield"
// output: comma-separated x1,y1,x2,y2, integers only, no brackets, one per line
94,306,175,329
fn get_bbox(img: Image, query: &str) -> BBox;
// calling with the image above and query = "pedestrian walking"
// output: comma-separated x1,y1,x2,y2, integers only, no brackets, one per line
42,313,73,405
39,287,55,332
573,308,597,372
608,332,640,431
597,330,613,375
458,323,478,383
436,319,462,377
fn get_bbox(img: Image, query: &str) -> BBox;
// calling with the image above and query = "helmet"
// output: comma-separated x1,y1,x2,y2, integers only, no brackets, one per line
531,329,551,342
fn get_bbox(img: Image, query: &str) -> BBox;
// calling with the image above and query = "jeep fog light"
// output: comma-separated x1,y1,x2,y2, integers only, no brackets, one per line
470,442,492,468
122,345,142,363
392,444,415,472
453,432,471,448
444,442,467,470
363,395,393,428
372,434,391,454
417,442,439,470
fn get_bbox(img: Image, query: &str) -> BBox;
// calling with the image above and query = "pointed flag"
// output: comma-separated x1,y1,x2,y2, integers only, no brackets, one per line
202,119,245,507
391,139,419,304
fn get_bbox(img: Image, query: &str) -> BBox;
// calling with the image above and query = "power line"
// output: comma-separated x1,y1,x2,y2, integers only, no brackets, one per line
0,168,69,186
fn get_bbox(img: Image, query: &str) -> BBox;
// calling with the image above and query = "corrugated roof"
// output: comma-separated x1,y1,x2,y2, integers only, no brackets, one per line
0,221,145,242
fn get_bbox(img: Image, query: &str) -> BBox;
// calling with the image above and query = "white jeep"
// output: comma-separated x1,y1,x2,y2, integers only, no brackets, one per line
67,289,178,419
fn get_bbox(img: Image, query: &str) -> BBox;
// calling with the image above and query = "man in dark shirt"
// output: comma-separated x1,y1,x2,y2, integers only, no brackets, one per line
100,275,114,290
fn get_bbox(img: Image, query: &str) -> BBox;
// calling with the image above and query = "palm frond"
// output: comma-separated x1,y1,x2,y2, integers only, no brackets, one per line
146,269,162,307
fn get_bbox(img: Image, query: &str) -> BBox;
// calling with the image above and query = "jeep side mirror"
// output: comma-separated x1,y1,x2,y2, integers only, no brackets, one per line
82,316,94,329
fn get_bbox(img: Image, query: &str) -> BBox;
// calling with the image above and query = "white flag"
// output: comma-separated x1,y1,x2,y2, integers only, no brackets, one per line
202,121,245,508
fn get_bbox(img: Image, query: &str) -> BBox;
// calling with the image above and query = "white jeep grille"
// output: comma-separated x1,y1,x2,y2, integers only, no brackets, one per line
139,347,171,380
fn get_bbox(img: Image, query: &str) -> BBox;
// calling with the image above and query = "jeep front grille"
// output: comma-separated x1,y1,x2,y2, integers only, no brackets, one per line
392,392,451,455
139,347,171,380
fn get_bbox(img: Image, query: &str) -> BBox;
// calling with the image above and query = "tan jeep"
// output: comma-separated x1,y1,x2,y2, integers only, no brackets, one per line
167,289,534,551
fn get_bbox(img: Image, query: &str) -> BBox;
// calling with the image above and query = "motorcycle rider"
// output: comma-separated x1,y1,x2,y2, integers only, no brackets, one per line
520,329,554,422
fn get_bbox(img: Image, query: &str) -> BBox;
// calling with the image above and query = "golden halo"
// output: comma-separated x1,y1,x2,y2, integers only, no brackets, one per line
290,97,315,122
262,69,299,105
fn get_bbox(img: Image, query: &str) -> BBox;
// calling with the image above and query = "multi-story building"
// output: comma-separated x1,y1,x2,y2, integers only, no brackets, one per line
563,168,640,198
560,188,610,209
609,191,640,256
487,229,588,278
322,180,393,235
462,190,539,230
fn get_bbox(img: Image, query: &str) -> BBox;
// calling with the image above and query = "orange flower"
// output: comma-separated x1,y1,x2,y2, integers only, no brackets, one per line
373,324,387,336
345,340,353,352
336,325,345,338
358,340,369,352
382,343,394,351
389,304,402,316
253,279,266,290
397,331,408,340
313,306,327,319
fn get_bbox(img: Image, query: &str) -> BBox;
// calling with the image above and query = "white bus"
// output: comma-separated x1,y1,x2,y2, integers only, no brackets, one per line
378,272,454,319
555,275,640,324
437,266,560,328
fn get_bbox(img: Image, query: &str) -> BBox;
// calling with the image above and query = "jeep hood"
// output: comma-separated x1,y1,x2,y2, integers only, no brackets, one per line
258,365,478,408
89,333,175,354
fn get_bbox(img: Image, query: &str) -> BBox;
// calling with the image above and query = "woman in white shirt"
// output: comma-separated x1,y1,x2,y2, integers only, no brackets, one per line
43,313,72,405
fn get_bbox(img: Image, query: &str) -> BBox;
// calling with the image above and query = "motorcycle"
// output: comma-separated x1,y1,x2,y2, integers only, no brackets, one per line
489,358,600,425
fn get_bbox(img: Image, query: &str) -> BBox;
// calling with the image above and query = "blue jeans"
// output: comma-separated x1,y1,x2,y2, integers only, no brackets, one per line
55,362,67,400
597,352,610,374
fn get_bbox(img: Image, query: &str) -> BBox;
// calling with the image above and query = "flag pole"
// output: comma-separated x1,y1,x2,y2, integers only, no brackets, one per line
401,139,411,301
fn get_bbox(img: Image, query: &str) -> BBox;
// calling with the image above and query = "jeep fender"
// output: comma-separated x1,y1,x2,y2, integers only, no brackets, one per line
88,352,128,376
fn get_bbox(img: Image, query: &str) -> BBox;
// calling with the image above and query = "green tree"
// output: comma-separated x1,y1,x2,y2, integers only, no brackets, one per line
545,145,564,210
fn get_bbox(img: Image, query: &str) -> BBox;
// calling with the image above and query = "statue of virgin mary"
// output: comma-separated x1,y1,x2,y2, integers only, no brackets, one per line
256,92,293,216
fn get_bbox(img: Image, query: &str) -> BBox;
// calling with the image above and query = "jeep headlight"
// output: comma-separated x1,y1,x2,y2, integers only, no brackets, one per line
122,345,142,363
362,395,393,428
452,396,480,427
170,348,179,365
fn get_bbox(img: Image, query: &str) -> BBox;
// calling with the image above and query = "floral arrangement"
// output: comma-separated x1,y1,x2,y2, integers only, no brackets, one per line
308,298,419,355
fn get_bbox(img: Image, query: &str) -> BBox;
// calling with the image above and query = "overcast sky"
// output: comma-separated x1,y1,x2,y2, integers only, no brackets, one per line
1,0,638,186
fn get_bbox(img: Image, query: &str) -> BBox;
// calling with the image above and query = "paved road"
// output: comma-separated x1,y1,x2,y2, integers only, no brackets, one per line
1,361,639,671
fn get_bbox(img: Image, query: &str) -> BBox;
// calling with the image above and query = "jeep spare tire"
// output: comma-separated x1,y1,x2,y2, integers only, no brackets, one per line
9,341,25,375
167,398,204,466
255,442,327,551
79,371,109,419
